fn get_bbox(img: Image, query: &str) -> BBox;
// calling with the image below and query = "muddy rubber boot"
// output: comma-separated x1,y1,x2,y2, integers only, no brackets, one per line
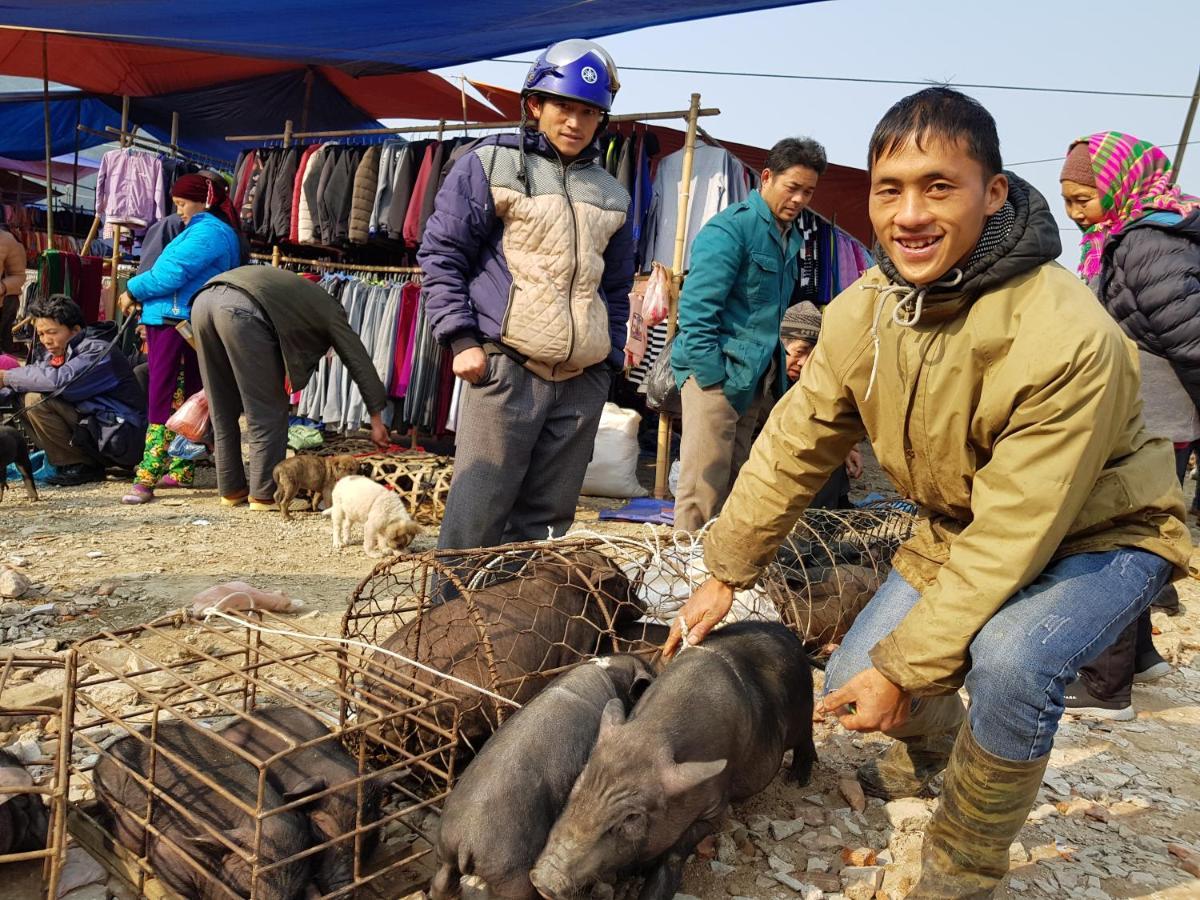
856,693,965,799
909,724,1049,899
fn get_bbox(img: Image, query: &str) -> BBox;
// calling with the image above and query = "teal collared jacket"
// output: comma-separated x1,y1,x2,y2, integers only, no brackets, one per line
671,189,800,413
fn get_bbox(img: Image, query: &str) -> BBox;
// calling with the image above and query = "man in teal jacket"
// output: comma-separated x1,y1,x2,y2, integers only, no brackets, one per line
672,137,827,531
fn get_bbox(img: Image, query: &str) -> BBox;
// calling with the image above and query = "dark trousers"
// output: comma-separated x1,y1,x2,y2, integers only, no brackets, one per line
437,353,610,551
0,294,18,355
192,284,288,501
144,323,202,424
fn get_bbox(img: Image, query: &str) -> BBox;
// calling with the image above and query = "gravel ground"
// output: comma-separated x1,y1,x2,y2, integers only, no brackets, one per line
2,447,1199,899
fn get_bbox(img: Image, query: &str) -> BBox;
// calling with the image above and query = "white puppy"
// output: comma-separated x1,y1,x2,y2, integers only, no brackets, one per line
325,475,421,557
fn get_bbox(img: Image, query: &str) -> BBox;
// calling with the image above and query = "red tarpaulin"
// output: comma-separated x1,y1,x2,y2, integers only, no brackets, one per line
0,29,501,121
0,155,98,184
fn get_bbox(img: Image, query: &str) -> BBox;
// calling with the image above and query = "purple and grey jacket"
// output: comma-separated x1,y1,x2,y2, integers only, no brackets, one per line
418,130,634,381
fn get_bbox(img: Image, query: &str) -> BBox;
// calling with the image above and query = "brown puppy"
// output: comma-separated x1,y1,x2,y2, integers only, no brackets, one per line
272,453,360,520
0,425,38,503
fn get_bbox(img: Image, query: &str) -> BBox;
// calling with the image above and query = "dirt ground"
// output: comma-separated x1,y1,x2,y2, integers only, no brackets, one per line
2,445,1199,899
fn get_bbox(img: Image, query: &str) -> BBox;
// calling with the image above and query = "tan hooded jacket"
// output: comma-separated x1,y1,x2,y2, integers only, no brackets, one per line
704,176,1192,696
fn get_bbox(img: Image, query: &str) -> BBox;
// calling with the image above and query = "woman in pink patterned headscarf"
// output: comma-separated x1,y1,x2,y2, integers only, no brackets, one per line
1058,132,1200,718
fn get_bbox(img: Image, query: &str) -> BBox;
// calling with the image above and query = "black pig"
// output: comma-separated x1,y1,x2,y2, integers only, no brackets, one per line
431,655,655,900
0,426,37,503
94,721,316,900
530,622,815,900
0,748,47,854
219,706,385,896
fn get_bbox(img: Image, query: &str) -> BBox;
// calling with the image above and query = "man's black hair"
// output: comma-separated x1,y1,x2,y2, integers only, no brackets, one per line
766,137,828,176
868,87,1003,176
27,294,85,330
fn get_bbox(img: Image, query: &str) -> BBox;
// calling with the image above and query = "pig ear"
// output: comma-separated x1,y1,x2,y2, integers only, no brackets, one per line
183,833,228,857
598,697,626,738
662,759,727,796
628,667,655,707
283,776,327,803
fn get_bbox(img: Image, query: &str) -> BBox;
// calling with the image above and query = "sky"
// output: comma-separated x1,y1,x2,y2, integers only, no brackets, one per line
430,0,1200,269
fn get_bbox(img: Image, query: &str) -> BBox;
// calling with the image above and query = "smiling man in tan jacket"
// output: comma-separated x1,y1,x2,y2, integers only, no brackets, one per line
665,88,1191,898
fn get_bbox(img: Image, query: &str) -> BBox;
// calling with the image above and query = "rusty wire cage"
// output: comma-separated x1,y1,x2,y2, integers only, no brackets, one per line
0,652,69,899
64,610,462,900
764,504,918,661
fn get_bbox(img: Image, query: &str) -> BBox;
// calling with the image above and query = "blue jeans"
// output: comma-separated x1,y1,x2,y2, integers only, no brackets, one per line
824,549,1171,761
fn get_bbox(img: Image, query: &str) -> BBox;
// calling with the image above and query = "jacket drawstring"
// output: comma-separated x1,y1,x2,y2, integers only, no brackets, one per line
862,269,964,400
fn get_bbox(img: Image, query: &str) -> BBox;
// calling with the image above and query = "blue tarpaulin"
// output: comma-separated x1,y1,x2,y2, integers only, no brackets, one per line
0,2,820,70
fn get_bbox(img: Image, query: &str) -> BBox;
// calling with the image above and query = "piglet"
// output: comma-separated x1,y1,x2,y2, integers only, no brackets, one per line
219,706,385,896
0,748,47,854
431,655,656,900
0,425,38,503
530,622,815,900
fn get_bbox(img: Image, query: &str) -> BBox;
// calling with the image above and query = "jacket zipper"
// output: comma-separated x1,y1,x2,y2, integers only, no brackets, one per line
557,157,581,378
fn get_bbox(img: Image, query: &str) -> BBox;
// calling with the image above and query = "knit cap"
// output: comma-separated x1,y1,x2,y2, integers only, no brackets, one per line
1059,142,1096,186
780,301,822,344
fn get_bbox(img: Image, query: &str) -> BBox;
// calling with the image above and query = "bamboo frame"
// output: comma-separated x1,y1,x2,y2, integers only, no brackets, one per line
225,106,719,143
654,93,704,499
1174,64,1200,182
41,33,53,244
251,251,420,275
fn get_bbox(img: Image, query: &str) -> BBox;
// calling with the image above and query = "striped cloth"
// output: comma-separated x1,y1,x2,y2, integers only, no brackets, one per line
1077,131,1200,280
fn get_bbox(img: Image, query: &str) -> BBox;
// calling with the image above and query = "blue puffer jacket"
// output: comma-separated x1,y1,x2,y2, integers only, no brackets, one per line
126,212,241,325
418,130,635,381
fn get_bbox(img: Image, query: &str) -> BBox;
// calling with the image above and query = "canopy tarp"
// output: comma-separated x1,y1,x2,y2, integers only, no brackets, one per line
0,2,824,70
0,153,97,183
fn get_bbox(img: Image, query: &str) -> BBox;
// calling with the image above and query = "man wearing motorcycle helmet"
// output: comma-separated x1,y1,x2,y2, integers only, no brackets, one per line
419,39,635,551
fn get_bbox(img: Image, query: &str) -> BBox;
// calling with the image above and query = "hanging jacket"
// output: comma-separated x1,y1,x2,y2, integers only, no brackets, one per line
1096,209,1200,409
419,129,635,381
671,189,799,413
370,140,407,237
301,145,331,244
703,174,1191,696
126,212,241,325
289,144,322,243
95,149,164,236
385,142,421,241
349,145,382,244
136,214,185,274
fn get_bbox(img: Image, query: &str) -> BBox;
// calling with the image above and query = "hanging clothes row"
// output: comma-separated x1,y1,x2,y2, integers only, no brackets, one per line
233,135,475,251
595,129,661,269
2,206,96,265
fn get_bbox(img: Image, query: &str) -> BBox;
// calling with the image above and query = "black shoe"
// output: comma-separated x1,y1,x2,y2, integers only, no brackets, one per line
45,463,106,486
1150,583,1181,616
1134,648,1172,683
1062,677,1134,721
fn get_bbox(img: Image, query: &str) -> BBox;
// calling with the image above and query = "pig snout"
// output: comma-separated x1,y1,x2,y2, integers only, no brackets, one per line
529,857,579,900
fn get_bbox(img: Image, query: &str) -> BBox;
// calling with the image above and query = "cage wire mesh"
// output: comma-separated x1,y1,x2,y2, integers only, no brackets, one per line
65,610,461,900
0,652,69,898
344,504,916,763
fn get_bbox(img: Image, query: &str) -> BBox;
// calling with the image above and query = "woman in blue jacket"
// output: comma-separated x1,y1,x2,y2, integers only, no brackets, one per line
118,173,242,503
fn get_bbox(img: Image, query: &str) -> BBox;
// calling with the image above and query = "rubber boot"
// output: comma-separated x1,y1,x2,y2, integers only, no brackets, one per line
909,724,1049,899
856,693,965,799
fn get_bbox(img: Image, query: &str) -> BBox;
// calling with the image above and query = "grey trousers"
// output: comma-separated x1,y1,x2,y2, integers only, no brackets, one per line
437,353,611,550
674,376,772,532
192,284,288,501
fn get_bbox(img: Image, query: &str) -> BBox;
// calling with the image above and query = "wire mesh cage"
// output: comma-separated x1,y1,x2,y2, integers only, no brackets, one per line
0,652,69,899
64,610,462,900
764,504,918,660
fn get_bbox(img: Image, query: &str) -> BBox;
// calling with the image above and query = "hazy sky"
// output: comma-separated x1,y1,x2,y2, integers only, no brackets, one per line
433,0,1200,269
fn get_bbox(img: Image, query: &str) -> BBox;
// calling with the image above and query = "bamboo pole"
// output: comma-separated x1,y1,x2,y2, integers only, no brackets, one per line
105,97,130,321
169,111,180,158
42,33,54,244
250,252,420,275
225,106,720,143
654,93,703,500
1172,64,1200,182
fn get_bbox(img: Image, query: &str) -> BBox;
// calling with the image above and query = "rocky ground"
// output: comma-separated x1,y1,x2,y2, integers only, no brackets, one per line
2,448,1199,899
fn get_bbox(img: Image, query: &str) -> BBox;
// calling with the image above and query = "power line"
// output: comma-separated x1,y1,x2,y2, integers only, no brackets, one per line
1007,139,1200,168
486,57,1191,100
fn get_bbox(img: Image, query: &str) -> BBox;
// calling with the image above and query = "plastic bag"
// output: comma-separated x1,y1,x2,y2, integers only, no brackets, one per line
625,283,647,369
168,434,210,461
165,390,210,442
642,262,673,328
582,403,649,499
644,335,681,416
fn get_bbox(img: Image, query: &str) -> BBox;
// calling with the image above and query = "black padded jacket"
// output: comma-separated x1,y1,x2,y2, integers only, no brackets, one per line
1098,210,1200,409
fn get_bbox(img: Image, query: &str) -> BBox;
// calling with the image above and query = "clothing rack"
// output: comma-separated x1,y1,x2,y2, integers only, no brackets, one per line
250,252,420,275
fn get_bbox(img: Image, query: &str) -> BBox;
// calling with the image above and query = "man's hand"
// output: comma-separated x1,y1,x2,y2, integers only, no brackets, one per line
368,413,390,449
662,578,735,659
453,347,488,385
845,447,864,479
818,666,911,733
117,291,139,318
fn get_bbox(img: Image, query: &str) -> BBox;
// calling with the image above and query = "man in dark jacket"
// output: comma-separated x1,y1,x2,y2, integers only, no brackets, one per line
419,39,635,551
0,295,146,485
190,266,389,508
